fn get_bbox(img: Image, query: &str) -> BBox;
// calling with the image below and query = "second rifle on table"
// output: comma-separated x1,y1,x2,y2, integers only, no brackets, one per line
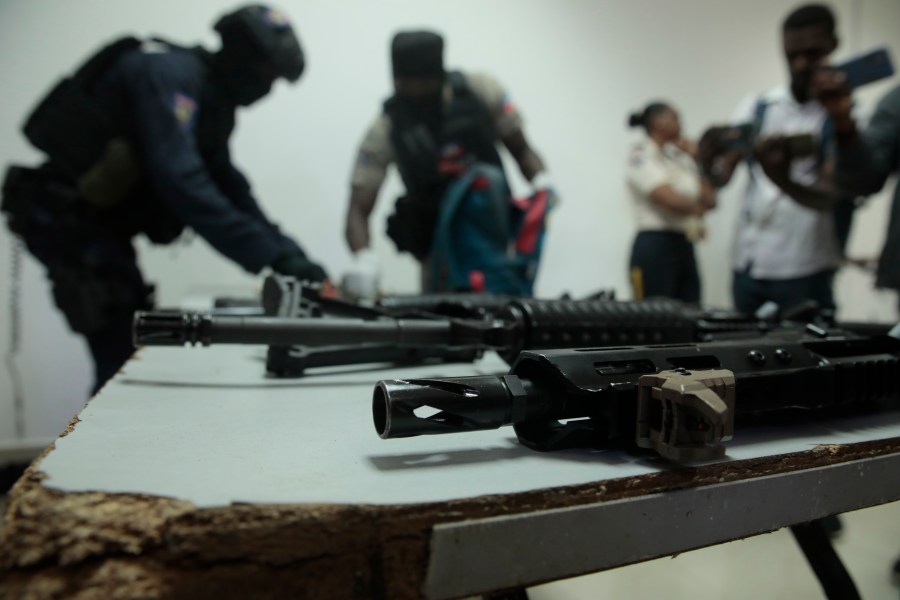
133,277,888,376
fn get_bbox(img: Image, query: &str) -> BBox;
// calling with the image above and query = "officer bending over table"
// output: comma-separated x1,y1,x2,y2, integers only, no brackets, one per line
1,4,328,393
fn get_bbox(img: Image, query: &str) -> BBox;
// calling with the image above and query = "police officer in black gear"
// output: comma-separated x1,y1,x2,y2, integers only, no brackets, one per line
345,30,547,265
1,4,327,394
383,33,505,258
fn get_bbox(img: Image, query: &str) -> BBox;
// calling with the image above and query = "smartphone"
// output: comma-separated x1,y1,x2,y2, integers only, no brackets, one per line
718,123,756,153
719,127,816,157
784,133,817,158
835,47,895,90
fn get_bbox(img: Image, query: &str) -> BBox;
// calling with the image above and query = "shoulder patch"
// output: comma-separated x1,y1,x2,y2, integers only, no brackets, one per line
140,40,169,54
356,149,375,168
629,147,645,167
263,8,291,29
172,92,198,131
501,94,517,114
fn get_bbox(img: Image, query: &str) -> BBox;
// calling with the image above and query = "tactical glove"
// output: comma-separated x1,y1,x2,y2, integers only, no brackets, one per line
271,252,328,283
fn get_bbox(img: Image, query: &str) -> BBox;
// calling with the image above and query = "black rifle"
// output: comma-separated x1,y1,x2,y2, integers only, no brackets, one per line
374,327,900,462
217,275,517,321
188,277,515,375
134,296,756,370
259,276,498,375
216,276,615,321
135,277,891,376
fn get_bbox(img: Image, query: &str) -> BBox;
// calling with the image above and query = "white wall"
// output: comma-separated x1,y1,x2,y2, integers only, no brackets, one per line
1,0,898,448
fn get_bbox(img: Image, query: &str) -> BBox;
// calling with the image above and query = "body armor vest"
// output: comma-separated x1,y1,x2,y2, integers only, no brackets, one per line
384,71,504,196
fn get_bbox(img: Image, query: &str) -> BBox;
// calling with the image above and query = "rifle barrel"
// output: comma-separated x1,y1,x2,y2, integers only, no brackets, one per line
133,312,456,348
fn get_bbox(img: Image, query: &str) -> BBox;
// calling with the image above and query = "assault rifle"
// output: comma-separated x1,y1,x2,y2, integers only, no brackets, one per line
374,326,900,462
134,293,773,373
135,276,889,376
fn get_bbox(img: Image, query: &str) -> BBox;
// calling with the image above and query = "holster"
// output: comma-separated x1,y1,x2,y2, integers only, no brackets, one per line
386,189,443,260
1,165,81,236
2,163,182,244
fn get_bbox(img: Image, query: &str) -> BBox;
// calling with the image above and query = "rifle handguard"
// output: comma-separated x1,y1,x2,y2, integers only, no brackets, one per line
637,368,736,462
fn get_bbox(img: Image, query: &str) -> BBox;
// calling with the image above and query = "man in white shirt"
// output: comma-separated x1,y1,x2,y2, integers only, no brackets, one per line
700,4,847,315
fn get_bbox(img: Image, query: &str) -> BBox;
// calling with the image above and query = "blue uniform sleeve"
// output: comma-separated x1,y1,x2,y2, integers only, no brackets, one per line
121,52,300,272
204,148,304,257
836,85,900,196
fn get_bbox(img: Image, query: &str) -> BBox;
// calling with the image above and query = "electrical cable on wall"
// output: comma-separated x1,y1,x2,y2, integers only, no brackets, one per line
6,237,26,439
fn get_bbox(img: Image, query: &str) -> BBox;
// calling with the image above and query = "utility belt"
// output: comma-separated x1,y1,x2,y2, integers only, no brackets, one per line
1,165,86,238
2,165,156,334
2,164,183,244
386,149,478,260
3,138,142,215
386,183,446,260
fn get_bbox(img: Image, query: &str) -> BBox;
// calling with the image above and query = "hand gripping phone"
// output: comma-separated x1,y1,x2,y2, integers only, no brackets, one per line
835,47,895,89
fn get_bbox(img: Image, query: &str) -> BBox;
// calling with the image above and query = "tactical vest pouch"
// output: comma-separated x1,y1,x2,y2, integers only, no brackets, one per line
77,138,142,208
386,190,442,260
1,166,36,235
22,37,141,179
1,165,80,236
385,71,503,199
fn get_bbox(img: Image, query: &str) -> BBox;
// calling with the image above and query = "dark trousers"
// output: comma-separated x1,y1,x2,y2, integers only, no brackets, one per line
629,231,700,303
4,165,153,394
732,268,835,316
27,231,149,394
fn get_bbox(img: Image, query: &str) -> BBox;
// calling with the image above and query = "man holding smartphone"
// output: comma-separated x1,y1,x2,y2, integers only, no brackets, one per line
699,4,848,316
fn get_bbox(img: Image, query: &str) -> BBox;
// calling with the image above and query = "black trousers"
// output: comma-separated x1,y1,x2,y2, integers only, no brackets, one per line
25,226,150,394
5,172,151,394
732,268,835,316
629,230,700,303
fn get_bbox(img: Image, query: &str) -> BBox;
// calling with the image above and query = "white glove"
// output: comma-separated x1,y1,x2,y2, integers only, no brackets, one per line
341,247,380,301
755,301,780,322
531,172,553,192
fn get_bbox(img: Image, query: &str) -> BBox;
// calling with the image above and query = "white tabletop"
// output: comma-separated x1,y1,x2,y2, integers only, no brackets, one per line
38,345,900,508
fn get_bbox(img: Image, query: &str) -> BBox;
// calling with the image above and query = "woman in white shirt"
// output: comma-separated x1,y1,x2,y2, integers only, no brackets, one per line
626,102,717,303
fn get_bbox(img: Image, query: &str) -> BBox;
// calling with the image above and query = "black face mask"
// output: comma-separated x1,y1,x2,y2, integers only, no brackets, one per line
229,68,273,106
216,45,275,107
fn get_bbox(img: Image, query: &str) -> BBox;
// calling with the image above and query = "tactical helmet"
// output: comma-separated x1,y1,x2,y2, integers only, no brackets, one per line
214,4,304,82
391,31,444,79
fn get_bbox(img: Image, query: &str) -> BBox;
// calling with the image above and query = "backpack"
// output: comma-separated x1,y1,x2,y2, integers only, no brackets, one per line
22,37,142,179
427,163,555,295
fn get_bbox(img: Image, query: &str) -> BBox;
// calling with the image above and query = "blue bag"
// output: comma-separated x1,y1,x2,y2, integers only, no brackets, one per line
427,163,554,295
